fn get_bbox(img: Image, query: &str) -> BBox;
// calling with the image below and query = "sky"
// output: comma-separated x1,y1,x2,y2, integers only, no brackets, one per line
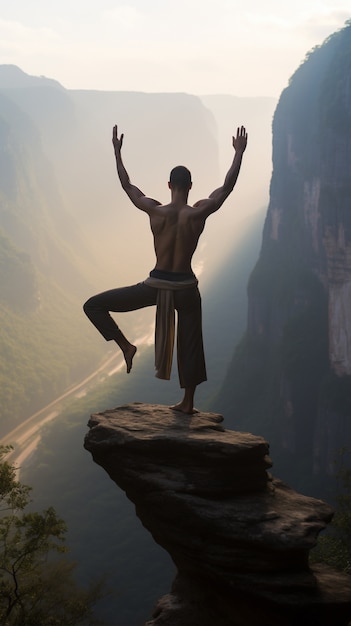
0,0,349,98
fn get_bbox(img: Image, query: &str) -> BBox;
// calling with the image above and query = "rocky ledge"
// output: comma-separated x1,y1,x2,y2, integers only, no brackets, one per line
84,403,351,626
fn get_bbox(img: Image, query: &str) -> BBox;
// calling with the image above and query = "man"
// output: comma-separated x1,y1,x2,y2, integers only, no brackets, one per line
83,124,247,414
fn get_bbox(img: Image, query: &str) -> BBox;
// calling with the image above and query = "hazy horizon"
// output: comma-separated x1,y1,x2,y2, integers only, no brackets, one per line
0,1,349,98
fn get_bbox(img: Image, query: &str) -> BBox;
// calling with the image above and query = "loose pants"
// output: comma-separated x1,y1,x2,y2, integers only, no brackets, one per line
83,281,207,388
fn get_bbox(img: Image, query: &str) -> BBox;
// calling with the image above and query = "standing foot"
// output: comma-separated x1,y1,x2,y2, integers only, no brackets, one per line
170,401,198,415
170,386,197,415
123,345,137,373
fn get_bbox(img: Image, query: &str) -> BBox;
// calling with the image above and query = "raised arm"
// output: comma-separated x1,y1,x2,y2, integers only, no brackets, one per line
193,125,248,216
112,125,161,212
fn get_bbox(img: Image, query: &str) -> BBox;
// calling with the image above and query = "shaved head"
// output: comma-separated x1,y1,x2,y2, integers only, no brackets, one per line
169,165,192,190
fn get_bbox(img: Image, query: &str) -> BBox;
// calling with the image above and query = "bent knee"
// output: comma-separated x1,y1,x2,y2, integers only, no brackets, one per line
83,297,96,316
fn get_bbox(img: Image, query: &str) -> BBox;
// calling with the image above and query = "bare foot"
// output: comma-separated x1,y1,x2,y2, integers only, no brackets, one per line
123,345,137,373
170,402,198,415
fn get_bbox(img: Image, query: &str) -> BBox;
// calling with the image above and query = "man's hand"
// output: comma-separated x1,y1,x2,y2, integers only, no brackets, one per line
193,123,248,216
112,124,124,152
232,126,248,153
112,124,161,212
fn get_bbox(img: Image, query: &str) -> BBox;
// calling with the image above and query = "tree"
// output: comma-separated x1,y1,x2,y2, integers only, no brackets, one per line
0,446,105,625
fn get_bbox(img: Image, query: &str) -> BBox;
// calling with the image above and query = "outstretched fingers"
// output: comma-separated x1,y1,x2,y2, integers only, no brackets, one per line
232,125,248,150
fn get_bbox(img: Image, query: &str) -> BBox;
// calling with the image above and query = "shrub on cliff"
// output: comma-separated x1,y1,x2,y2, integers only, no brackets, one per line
0,445,105,626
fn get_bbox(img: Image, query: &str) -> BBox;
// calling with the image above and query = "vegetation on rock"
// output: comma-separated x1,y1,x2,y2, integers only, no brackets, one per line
0,445,105,626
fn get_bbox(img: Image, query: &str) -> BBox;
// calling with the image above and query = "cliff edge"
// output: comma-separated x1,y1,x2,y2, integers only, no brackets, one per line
215,22,351,484
84,402,351,626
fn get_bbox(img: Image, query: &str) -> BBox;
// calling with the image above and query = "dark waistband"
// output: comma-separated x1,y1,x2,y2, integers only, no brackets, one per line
150,269,196,282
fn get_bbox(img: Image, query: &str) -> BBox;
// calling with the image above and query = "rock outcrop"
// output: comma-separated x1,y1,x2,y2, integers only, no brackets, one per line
84,403,351,626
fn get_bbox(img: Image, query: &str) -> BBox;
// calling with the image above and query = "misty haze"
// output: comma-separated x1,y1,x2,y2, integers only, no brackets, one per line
1,17,351,622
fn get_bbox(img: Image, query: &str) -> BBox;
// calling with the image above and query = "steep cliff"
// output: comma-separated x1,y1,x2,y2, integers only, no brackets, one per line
84,403,351,626
0,83,104,430
215,21,351,489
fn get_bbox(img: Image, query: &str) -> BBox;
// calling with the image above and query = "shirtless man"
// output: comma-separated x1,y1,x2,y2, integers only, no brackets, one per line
83,124,247,413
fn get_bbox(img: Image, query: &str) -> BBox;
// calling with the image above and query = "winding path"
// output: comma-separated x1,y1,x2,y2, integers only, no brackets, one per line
2,351,123,474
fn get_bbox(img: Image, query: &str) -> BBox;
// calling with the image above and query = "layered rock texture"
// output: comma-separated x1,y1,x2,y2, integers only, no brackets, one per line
215,22,351,482
84,403,351,626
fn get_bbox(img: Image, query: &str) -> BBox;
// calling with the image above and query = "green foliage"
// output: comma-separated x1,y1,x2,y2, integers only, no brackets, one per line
0,446,105,625
0,447,31,513
318,23,351,134
289,20,351,88
311,448,351,573
20,349,181,625
281,20,351,187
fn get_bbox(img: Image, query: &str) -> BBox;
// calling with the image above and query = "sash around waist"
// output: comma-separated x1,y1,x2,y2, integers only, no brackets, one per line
150,269,196,281
144,270,198,380
144,270,198,290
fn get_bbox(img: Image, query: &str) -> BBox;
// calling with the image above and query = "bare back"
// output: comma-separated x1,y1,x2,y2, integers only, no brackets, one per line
113,125,247,275
149,202,206,274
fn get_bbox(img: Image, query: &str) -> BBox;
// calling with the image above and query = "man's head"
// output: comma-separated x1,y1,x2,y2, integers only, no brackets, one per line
169,165,192,192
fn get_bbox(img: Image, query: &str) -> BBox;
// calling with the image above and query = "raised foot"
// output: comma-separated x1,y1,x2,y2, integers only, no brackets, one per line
123,345,137,373
170,402,199,415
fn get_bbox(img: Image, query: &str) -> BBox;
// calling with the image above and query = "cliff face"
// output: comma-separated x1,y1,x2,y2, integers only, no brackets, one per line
264,22,351,376
215,22,351,485
84,403,351,626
